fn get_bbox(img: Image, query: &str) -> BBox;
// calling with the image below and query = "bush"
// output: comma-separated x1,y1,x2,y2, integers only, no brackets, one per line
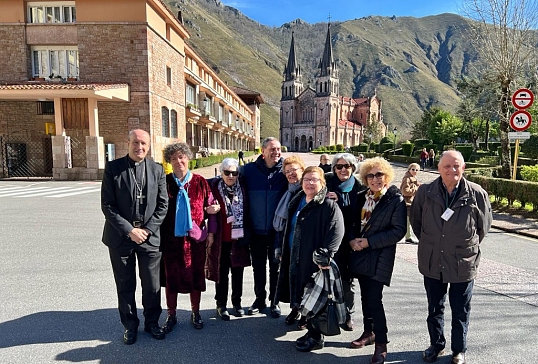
380,143,393,152
357,143,369,152
454,144,473,161
329,145,337,152
521,135,538,158
281,145,288,152
336,144,345,152
520,165,538,182
401,141,414,156
414,139,432,150
467,173,538,210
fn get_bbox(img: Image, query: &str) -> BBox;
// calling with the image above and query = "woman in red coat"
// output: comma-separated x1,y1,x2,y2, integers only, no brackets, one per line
205,158,251,320
160,142,219,332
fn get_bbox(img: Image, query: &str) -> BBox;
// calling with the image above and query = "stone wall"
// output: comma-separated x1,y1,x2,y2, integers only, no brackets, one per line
0,24,30,81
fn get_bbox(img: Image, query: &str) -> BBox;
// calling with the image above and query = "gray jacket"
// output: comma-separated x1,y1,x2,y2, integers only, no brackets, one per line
410,177,492,283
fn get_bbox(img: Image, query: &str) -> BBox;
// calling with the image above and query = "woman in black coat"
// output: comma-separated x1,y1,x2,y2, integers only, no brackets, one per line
347,157,406,364
275,166,344,352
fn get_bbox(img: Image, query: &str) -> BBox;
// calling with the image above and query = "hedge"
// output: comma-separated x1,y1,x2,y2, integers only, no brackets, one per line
467,174,538,210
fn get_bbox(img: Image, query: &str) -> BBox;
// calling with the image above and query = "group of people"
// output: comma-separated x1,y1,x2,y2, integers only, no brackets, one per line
420,148,436,170
101,130,492,364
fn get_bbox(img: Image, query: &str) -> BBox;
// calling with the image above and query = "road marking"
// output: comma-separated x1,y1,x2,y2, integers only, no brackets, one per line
0,186,51,197
14,187,75,197
46,188,101,198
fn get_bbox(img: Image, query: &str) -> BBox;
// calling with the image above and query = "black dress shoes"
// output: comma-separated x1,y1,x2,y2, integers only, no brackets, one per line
233,305,245,317
295,336,324,352
342,318,354,331
451,352,466,364
423,345,445,362
144,325,165,340
270,304,281,318
191,312,204,329
162,314,177,334
285,308,300,325
247,300,267,315
217,307,231,321
123,329,137,345
295,332,311,345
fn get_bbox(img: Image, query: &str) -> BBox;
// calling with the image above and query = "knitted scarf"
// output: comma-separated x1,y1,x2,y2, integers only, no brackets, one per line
173,170,193,237
360,186,387,232
217,178,244,239
273,182,301,232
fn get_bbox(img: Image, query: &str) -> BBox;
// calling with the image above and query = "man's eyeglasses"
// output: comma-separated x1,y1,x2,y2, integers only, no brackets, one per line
366,172,385,180
303,177,321,184
223,170,239,177
335,164,352,170
284,167,302,175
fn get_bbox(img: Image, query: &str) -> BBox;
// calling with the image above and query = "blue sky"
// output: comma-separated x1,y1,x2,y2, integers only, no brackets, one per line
220,0,461,27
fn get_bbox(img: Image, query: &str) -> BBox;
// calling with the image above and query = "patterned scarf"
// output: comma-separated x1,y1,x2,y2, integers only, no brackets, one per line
173,170,193,237
360,186,387,232
217,178,244,239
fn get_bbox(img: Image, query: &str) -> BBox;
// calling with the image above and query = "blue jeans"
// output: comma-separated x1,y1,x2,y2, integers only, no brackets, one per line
423,276,474,353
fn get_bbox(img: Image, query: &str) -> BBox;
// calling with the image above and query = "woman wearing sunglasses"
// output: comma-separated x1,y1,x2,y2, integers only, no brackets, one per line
399,163,421,243
347,157,406,364
273,156,306,328
206,158,251,321
325,152,366,331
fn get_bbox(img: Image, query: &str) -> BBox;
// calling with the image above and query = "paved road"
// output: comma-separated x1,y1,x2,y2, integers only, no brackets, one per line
0,152,537,363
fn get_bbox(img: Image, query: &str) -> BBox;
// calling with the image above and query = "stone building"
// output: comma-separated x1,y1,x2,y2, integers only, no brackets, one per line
0,0,261,180
280,25,384,152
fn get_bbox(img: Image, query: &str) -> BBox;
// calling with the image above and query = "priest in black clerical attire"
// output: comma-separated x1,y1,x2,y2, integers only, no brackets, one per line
101,129,168,345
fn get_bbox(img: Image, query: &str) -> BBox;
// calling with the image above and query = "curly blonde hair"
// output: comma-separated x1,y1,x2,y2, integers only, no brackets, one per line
283,155,306,171
358,157,394,185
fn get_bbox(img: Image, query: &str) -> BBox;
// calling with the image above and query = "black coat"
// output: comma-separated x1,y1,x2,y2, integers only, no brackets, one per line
275,187,344,306
347,185,407,286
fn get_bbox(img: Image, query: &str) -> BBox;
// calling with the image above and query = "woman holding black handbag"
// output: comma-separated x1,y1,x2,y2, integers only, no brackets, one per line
275,166,344,352
347,157,406,364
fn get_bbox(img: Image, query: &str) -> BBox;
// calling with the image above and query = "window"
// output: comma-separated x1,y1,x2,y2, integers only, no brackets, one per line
186,84,195,105
32,46,79,78
204,96,212,116
218,104,224,122
170,110,177,138
166,66,172,87
37,101,54,115
162,107,170,138
28,2,76,23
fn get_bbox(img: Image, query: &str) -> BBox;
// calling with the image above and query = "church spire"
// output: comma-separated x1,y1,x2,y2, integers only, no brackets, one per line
318,24,334,77
284,31,300,81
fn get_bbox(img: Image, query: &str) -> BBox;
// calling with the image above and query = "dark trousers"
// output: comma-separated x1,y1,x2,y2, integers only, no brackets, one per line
250,232,279,303
108,241,162,331
215,241,244,308
357,275,388,344
342,278,356,321
424,276,473,353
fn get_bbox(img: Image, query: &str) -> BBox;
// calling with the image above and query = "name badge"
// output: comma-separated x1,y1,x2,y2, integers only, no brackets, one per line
441,208,454,221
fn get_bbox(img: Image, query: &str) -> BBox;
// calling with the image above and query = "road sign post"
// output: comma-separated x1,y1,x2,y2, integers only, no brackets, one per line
510,88,534,180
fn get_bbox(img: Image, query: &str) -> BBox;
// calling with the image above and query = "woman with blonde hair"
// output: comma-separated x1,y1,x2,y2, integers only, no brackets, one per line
347,157,406,364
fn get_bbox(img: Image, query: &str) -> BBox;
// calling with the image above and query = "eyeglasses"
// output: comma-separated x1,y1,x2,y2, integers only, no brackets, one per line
303,177,321,184
335,164,352,170
223,170,239,177
410,168,418,171
284,167,302,175
366,172,385,180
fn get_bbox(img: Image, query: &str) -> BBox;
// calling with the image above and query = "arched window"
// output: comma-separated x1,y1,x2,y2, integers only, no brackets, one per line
170,109,177,138
162,106,170,137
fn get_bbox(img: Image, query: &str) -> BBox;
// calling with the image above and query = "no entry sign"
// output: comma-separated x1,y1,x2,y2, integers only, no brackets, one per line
510,110,532,131
511,88,534,109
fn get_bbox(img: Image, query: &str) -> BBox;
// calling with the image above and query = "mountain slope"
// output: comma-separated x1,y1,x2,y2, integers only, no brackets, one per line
167,0,481,140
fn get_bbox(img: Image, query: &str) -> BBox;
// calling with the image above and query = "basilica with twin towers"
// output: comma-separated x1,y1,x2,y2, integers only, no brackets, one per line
279,24,384,152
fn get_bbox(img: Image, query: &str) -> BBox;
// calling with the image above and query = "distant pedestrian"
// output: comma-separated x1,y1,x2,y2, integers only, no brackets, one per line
428,149,435,168
410,150,492,364
238,150,245,165
420,148,428,170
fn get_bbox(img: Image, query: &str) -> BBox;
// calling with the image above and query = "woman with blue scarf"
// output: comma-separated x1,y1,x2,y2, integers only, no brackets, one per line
160,143,219,333
325,152,366,332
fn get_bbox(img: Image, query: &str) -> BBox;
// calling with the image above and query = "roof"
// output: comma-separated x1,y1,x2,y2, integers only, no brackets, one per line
0,82,130,101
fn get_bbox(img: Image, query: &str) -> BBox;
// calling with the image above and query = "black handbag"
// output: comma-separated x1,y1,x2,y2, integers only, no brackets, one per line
310,269,341,336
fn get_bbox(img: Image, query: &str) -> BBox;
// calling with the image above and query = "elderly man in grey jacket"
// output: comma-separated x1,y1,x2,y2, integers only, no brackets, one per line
410,150,492,364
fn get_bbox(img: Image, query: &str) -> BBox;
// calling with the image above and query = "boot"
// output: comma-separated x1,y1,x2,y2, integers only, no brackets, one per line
371,343,387,364
350,330,375,349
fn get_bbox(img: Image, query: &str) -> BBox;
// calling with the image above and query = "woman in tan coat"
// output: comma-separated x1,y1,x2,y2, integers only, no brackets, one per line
399,163,420,243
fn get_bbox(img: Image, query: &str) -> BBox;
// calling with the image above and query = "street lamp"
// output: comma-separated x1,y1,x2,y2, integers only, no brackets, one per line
392,127,398,155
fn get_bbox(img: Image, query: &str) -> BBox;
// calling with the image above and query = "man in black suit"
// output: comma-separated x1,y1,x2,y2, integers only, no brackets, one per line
101,129,168,345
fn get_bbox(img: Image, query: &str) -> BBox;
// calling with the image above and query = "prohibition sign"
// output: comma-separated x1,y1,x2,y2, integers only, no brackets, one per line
510,110,532,131
511,88,534,109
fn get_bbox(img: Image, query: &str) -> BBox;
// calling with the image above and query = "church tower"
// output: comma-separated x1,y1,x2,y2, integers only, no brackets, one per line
314,24,339,146
280,32,304,148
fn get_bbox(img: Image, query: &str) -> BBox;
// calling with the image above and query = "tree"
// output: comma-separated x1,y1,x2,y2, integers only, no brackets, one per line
364,118,384,144
460,0,538,177
428,110,463,146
